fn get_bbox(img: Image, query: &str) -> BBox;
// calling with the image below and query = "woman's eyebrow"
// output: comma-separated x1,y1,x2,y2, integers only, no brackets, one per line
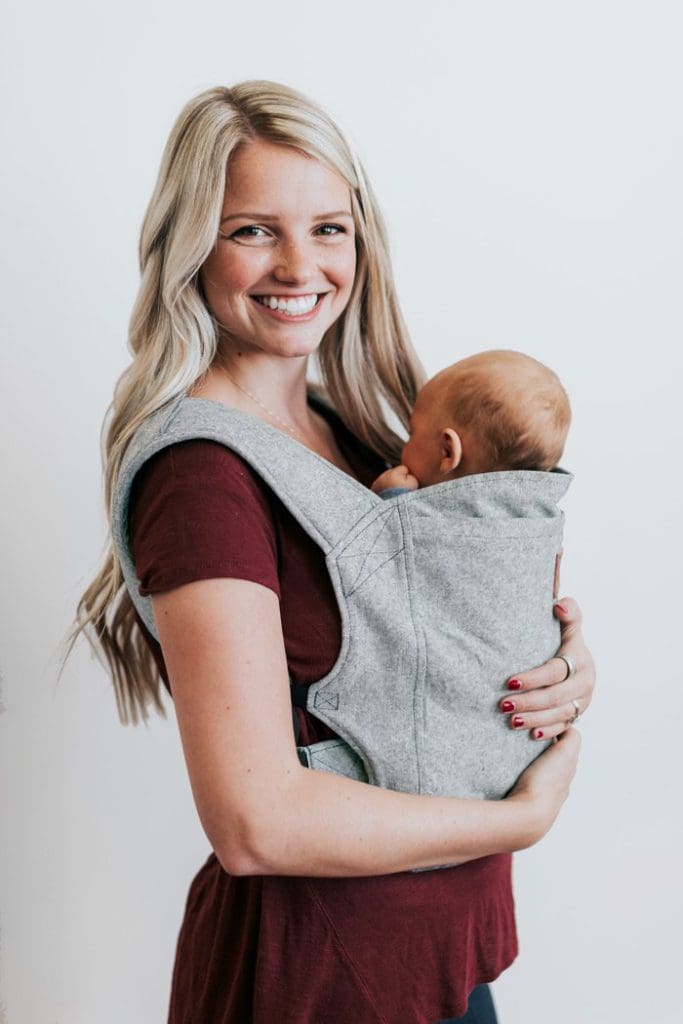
220,209,353,224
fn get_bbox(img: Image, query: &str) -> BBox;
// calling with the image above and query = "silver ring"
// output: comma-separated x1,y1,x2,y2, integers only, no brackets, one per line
570,699,581,723
557,654,577,681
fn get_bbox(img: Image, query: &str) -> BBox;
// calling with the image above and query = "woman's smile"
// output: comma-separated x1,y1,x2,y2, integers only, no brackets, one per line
251,292,326,320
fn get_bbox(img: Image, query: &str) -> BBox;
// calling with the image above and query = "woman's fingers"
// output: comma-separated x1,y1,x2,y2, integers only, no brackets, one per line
546,725,582,773
528,720,573,742
552,594,582,627
505,654,572,694
498,594,595,732
499,672,585,721
502,699,583,738
553,595,584,642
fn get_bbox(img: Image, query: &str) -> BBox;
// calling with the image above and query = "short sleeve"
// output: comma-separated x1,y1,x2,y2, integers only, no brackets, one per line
129,439,281,599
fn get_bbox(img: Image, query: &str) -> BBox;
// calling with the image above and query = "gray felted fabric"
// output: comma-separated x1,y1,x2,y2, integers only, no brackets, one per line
112,392,571,801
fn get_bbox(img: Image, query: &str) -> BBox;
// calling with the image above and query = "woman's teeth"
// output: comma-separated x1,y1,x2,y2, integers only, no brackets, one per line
255,294,319,315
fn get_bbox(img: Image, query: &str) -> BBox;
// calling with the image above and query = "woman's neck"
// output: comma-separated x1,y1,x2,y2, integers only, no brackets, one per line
188,358,358,479
191,354,311,424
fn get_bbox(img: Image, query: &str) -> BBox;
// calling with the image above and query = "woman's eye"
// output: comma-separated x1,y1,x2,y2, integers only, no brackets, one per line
221,225,270,242
315,223,346,237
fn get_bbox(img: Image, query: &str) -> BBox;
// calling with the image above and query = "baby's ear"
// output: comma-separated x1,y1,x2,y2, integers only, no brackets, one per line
440,428,462,474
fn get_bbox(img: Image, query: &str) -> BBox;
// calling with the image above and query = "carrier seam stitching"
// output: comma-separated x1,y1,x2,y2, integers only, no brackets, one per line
342,548,405,597
338,502,394,547
350,509,393,584
337,507,396,590
399,500,424,794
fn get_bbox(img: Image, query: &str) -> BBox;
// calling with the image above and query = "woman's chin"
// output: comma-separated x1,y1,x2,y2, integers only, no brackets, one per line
218,327,328,361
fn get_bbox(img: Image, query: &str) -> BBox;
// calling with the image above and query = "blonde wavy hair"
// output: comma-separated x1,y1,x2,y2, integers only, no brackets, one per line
67,80,426,726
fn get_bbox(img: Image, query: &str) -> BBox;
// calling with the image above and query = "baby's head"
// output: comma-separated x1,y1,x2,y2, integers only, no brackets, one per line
401,350,571,487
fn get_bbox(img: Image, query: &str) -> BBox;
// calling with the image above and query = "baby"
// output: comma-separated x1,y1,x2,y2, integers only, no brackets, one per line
371,349,571,497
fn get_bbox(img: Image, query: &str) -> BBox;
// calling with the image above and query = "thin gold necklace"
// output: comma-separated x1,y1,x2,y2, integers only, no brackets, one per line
219,366,307,443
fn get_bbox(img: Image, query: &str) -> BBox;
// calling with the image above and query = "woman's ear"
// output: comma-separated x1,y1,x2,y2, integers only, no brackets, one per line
439,428,462,475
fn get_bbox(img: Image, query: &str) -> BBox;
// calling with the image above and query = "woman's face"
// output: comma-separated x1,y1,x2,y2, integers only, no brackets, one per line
200,139,357,359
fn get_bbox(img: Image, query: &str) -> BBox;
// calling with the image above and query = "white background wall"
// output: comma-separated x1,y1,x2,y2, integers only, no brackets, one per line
1,2,681,1021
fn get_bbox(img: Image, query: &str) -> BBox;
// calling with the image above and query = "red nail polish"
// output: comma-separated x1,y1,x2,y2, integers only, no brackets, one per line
554,604,568,614
508,679,522,690
535,730,544,739
501,700,515,712
512,716,525,728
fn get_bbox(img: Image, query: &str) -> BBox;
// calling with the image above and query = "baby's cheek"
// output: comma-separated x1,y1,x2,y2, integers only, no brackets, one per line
403,448,420,479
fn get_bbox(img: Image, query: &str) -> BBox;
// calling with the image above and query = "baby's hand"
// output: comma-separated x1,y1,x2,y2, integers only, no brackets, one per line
370,465,420,494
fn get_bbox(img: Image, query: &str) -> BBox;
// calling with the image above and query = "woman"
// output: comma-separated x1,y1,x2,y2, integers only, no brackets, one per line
72,82,593,1023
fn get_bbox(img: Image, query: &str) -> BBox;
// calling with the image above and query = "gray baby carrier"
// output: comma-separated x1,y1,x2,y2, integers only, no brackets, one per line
112,390,571,802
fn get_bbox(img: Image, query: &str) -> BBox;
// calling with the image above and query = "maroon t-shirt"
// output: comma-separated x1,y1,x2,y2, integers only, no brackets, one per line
129,400,518,1024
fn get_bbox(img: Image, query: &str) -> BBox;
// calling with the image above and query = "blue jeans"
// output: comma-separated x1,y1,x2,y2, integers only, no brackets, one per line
438,983,498,1024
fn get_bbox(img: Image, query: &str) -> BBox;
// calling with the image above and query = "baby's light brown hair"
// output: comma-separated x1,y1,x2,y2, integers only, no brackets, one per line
432,350,571,472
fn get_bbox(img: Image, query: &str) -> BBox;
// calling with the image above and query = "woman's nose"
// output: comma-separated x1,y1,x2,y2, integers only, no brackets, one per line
272,241,315,284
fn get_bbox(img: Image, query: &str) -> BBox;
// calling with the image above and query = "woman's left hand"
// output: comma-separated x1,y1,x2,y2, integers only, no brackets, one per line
498,596,596,741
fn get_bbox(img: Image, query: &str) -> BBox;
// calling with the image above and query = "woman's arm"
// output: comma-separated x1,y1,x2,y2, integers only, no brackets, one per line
498,597,596,740
153,577,580,878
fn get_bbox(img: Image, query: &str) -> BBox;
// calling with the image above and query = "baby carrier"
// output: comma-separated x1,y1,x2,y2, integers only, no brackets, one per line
112,390,571,801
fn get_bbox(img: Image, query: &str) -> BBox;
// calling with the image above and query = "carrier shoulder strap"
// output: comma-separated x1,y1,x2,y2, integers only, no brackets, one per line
112,392,381,640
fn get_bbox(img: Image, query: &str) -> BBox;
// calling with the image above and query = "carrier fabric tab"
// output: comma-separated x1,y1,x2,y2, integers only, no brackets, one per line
112,389,571,803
